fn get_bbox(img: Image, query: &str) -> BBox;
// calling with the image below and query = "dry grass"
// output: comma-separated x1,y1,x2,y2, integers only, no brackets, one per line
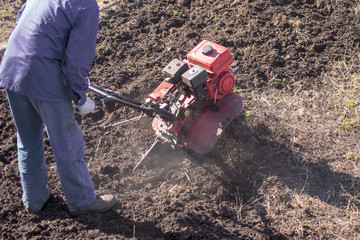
0,0,24,43
237,47,360,238
257,177,359,239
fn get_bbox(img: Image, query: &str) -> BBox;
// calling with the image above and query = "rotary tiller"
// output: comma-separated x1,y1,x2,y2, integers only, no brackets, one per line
90,40,244,171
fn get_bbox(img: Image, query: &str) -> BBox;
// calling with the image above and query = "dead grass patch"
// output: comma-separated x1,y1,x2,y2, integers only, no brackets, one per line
238,47,360,239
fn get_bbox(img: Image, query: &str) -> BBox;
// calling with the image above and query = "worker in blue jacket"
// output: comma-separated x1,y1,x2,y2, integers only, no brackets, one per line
0,0,116,215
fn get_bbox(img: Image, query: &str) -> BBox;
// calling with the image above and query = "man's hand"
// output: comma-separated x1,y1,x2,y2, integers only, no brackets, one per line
76,97,95,115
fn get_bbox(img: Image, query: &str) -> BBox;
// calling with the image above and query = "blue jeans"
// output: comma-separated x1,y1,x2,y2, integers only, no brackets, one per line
6,90,96,212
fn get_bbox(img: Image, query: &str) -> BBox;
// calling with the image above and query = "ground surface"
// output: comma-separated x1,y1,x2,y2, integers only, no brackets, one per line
0,0,359,239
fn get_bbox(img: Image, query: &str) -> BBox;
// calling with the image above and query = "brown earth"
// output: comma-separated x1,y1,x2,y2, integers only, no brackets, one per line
1,0,359,239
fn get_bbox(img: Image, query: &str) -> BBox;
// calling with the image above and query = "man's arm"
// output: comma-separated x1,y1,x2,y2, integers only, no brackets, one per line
63,4,99,106
15,2,27,26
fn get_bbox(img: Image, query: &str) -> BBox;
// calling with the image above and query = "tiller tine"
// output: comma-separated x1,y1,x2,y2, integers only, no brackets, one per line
132,138,161,171
132,139,184,171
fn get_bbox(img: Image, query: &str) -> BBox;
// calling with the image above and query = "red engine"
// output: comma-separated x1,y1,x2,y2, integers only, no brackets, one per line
186,40,235,100
147,40,243,154
150,40,236,102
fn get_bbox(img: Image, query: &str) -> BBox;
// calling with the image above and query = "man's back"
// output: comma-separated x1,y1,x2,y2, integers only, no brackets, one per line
0,0,99,105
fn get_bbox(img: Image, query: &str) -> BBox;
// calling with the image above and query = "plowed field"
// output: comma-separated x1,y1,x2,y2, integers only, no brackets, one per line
1,0,359,239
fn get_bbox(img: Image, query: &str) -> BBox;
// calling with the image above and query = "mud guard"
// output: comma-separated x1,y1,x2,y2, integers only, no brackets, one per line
182,93,244,154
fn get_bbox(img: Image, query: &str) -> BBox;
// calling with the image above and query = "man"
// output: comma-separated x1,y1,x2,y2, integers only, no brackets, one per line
0,0,116,215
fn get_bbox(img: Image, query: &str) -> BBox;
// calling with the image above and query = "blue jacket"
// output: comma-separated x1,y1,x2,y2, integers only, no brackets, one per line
0,0,99,105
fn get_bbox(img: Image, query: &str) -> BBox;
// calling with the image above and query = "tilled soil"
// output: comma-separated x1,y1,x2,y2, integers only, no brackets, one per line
1,0,359,239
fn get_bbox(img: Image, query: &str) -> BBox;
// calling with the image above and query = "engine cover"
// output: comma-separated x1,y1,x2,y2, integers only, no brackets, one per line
186,40,233,75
